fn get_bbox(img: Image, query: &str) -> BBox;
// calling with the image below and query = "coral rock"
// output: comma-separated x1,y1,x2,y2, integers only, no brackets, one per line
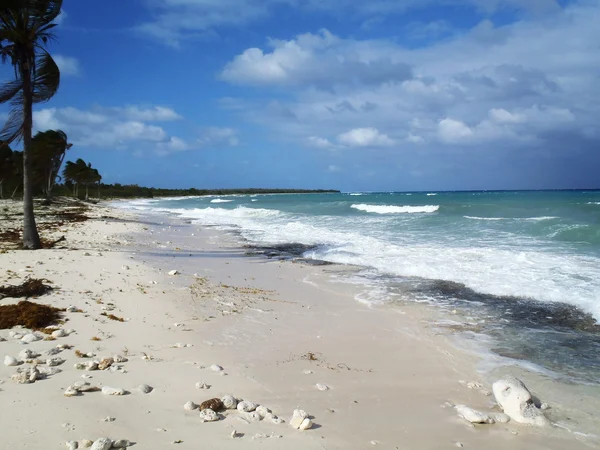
101,386,125,396
113,354,128,363
199,398,223,411
52,329,67,338
66,441,79,450
4,355,20,366
199,409,219,422
90,438,112,450
45,347,62,356
455,405,495,424
492,376,550,426
46,357,65,366
98,358,114,370
184,401,199,411
21,333,42,344
64,387,81,397
72,381,95,392
209,364,224,372
237,401,258,412
245,411,262,422
289,410,309,429
19,349,39,359
138,384,153,394
79,440,93,448
256,406,271,418
86,361,99,371
221,395,238,409
299,418,313,430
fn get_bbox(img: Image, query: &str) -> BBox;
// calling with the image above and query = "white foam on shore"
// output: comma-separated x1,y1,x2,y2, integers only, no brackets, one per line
426,193,438,196
464,216,559,221
211,199,233,203
351,204,439,214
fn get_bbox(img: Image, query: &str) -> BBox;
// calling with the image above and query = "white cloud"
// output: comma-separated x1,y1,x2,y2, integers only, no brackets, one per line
338,127,394,147
219,2,600,156
115,106,182,121
53,55,81,76
221,29,411,88
307,136,335,149
197,127,239,148
438,118,474,144
32,105,177,150
156,136,190,155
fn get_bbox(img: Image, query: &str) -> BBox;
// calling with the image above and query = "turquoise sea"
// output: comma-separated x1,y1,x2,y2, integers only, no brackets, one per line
122,190,600,385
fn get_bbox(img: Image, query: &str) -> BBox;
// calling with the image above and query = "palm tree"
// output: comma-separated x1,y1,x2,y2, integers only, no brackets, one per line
0,140,12,199
32,129,71,198
0,0,62,249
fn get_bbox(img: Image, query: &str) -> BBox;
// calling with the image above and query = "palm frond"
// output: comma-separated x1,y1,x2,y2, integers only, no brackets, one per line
32,50,59,103
0,104,24,144
0,79,22,104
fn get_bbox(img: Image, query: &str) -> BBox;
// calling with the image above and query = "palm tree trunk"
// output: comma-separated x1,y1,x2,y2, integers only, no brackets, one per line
97,183,100,199
85,184,89,201
12,183,20,199
21,63,41,249
0,180,3,199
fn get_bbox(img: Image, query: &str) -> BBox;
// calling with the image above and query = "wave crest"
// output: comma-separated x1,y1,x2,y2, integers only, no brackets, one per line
211,199,233,203
352,204,439,214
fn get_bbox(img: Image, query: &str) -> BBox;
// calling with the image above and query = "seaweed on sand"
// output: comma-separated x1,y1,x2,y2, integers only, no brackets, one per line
0,301,63,329
0,278,53,299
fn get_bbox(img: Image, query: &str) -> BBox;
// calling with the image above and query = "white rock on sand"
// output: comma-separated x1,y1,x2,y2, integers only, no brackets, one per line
196,381,211,390
168,270,179,276
221,395,237,409
138,384,153,394
184,401,199,411
199,409,219,422
90,438,112,450
4,355,20,366
492,376,550,426
316,383,329,391
455,405,495,424
289,409,312,430
101,386,126,396
237,401,258,412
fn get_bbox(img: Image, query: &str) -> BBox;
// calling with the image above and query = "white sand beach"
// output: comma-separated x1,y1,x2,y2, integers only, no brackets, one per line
0,199,597,449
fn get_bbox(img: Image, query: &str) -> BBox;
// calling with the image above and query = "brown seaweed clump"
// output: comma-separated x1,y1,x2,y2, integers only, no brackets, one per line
0,278,53,299
0,301,63,329
101,312,125,322
199,398,224,411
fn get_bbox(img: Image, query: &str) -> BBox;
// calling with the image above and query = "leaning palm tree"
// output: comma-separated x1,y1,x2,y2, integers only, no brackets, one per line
0,1,62,249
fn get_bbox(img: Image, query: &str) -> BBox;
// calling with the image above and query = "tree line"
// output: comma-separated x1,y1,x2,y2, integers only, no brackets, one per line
0,131,101,201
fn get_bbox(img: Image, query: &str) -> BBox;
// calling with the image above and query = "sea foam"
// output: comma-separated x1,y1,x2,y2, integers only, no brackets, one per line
351,204,439,214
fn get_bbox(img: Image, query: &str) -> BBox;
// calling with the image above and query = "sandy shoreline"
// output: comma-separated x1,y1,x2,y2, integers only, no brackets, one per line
0,199,597,449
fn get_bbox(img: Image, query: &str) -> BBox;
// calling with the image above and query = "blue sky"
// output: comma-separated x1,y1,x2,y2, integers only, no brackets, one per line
2,0,599,191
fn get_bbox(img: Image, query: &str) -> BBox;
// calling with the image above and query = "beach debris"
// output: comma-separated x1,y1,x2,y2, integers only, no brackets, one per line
492,376,549,426
209,364,224,372
46,357,65,366
255,405,271,418
52,329,68,338
98,357,114,370
38,366,61,377
64,386,81,397
173,343,192,348
455,405,495,424
102,417,116,423
101,386,126,396
231,430,241,439
86,361,99,371
121,265,129,271
90,438,112,450
252,433,282,440
221,395,238,409
168,270,179,276
66,306,80,313
0,278,52,299
316,383,329,391
303,370,313,375
138,384,153,394
19,349,39,359
199,409,220,422
196,381,211,390
0,301,63,330
113,354,128,363
21,332,43,344
4,355,20,366
11,366,43,384
46,347,62,356
289,409,312,430
66,441,78,450
199,398,223,411
237,400,258,412
184,401,199,411
244,411,262,422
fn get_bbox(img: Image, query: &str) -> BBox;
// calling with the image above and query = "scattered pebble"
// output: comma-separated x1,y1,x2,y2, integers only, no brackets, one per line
199,409,220,422
138,384,153,394
101,386,126,396
52,329,68,338
289,409,312,430
316,383,329,391
102,417,116,422
4,356,20,367
80,440,93,448
455,405,495,424
184,401,199,411
237,401,258,412
196,381,210,390
256,405,271,418
209,364,224,372
66,441,78,450
90,438,112,450
221,395,238,409
168,270,179,276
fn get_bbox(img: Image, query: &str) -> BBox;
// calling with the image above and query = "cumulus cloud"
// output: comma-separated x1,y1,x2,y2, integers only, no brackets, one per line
31,105,186,153
338,127,394,147
218,1,600,162
53,55,81,76
221,30,412,88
